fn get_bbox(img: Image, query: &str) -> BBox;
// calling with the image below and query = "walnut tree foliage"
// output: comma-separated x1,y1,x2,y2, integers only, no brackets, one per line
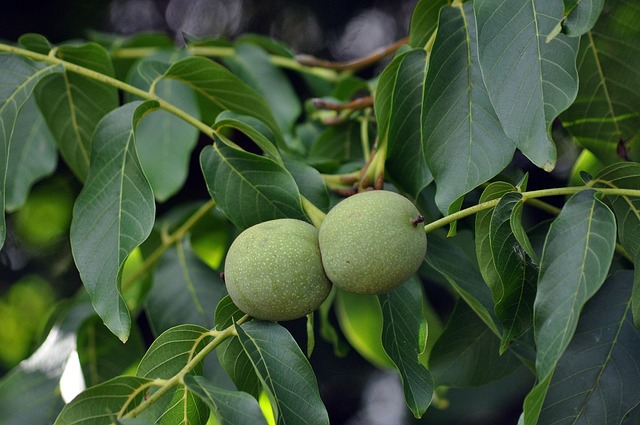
1,0,640,424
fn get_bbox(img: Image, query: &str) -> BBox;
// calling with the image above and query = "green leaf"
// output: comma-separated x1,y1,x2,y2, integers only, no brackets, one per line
53,376,152,425
162,56,280,138
214,296,261,398
127,59,201,202
474,0,579,170
236,321,330,425
317,287,350,358
282,154,330,213
5,93,57,211
561,0,640,164
307,123,362,171
18,33,53,54
475,182,517,296
200,142,306,230
423,4,515,212
145,240,227,335
34,42,119,181
409,0,448,48
510,199,540,264
592,162,640,326
212,111,282,162
429,301,521,388
489,192,537,352
539,271,640,424
0,54,60,250
425,231,499,335
185,375,269,425
375,49,433,198
70,101,157,342
136,324,211,425
77,315,146,387
378,278,433,418
534,190,617,379
224,42,301,134
0,302,94,425
563,0,605,36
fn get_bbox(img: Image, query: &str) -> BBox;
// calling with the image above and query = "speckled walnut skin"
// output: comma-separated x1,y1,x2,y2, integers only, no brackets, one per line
318,190,427,295
224,219,332,321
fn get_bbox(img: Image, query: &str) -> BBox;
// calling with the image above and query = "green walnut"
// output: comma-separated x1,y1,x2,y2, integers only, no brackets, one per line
318,190,427,295
223,218,332,321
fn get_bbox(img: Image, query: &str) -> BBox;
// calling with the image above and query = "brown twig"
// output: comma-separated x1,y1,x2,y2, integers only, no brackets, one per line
295,36,409,72
312,96,374,111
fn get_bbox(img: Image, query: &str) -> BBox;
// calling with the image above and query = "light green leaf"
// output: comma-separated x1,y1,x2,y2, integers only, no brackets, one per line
162,56,280,138
214,296,261,398
409,0,448,48
0,302,94,425
145,240,227,335
592,162,640,326
475,0,579,170
185,375,269,425
136,325,211,425
561,0,640,164
423,4,515,212
375,49,433,198
199,142,306,230
127,59,200,202
70,101,157,342
53,376,152,425
429,301,521,388
563,0,605,36
5,93,57,211
0,54,60,250
34,42,119,181
236,321,330,425
539,271,640,424
224,42,301,134
489,193,537,352
378,278,433,418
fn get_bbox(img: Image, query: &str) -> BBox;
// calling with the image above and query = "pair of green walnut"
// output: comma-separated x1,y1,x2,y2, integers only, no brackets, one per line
223,190,428,321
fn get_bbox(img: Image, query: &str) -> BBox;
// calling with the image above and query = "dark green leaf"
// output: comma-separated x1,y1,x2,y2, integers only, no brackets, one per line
185,375,269,425
0,302,94,425
34,42,119,181
475,0,579,170
5,94,57,211
423,4,515,212
224,42,301,134
425,231,499,335
307,123,362,171
0,54,60,250
145,240,227,335
317,288,350,358
378,278,433,418
561,0,640,164
510,199,540,264
214,296,261,398
127,59,200,202
70,101,157,342
77,315,146,387
489,192,537,352
282,154,330,213
236,321,330,425
212,111,281,161
375,49,433,198
540,271,640,424
53,376,152,425
18,33,53,54
200,142,306,230
409,0,448,48
162,56,280,138
563,0,605,36
429,301,521,388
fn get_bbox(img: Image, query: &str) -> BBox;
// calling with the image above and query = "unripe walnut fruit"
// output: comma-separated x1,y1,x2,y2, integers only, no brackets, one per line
319,190,427,295
224,218,331,321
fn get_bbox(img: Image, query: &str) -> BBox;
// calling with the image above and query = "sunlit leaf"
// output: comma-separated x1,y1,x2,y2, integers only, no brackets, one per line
475,0,579,170
70,101,157,341
236,321,330,425
423,4,515,212
34,42,119,181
